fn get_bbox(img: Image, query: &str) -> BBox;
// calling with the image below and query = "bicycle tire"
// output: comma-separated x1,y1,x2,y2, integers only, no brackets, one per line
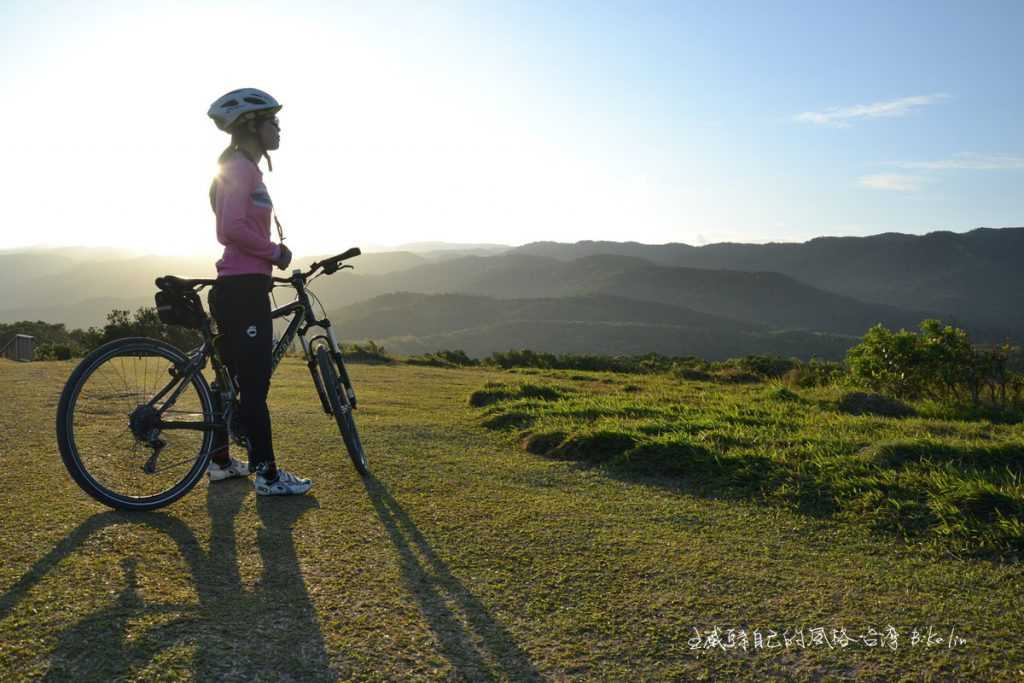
315,346,368,475
56,337,215,510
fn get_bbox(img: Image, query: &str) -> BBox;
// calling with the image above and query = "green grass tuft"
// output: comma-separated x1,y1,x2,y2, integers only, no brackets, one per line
549,431,637,464
520,431,566,455
470,373,1024,560
837,391,916,417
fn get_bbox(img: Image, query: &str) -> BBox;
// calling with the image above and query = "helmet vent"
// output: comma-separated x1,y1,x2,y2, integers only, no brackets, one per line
221,99,239,108
244,96,267,105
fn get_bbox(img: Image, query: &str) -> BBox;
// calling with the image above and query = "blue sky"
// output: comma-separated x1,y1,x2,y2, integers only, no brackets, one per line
1,1,1021,254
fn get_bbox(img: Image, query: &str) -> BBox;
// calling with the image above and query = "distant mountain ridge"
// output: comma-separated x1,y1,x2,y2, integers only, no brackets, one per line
3,229,1019,359
307,252,938,337
511,227,1024,334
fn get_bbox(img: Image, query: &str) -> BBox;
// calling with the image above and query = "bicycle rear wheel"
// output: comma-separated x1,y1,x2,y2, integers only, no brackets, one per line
56,337,215,510
315,346,368,475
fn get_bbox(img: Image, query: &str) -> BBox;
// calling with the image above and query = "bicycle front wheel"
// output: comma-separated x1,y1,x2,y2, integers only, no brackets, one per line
315,346,368,475
56,337,215,510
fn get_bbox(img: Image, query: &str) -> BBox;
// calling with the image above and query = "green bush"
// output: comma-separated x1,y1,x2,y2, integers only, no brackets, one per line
782,358,847,388
33,342,77,361
485,349,556,370
730,354,798,378
101,307,201,350
340,340,393,363
847,320,1024,409
674,367,712,381
2,321,102,357
485,349,693,374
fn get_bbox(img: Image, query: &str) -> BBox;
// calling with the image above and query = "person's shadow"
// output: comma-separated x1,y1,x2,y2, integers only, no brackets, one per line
5,477,544,680
2,480,336,681
361,474,545,681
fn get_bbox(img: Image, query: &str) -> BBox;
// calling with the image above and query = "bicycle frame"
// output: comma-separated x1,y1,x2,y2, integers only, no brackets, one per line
148,268,358,437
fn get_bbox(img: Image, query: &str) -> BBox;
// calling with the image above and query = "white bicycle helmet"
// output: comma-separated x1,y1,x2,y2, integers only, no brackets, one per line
208,88,283,132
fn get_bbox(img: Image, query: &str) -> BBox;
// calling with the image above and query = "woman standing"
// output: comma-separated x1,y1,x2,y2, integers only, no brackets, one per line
204,87,311,496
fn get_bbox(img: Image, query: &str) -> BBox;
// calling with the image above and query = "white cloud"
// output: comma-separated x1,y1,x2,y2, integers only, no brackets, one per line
795,94,950,127
859,174,926,192
888,153,1024,170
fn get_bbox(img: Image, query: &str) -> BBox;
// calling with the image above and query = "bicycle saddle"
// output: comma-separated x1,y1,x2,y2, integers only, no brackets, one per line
155,275,218,290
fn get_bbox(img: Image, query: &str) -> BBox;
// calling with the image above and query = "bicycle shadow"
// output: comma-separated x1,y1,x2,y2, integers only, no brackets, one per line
361,474,545,681
2,482,336,681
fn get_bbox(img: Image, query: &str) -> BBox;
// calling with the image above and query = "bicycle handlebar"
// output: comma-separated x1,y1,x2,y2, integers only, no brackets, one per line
156,247,362,290
311,247,361,275
271,246,362,284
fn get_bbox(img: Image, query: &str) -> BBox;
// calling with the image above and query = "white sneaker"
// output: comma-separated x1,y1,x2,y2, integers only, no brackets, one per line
207,457,251,482
254,468,312,496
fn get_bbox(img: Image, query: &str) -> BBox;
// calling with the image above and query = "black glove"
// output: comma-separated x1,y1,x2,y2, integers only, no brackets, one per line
274,243,293,270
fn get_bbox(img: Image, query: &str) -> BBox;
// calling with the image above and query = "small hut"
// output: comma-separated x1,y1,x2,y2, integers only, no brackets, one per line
1,334,35,362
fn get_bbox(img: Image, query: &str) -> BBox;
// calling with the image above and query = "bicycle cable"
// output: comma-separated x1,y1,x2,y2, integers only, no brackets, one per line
307,279,329,321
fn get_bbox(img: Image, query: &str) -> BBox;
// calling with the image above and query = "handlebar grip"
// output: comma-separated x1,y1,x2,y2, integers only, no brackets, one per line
340,247,361,260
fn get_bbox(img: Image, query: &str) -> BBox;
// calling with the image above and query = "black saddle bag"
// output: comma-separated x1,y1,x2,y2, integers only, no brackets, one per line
155,288,206,329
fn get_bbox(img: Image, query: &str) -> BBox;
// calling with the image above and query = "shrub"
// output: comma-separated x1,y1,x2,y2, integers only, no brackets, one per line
340,340,393,363
731,355,798,379
847,320,1024,410
782,359,847,388
712,368,762,384
34,342,77,361
676,368,712,381
485,350,689,374
486,349,559,370
102,307,201,350
672,360,712,381
2,321,102,357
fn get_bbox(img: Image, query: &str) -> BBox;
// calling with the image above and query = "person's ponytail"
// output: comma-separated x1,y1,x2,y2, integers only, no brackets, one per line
209,120,266,212
209,144,239,212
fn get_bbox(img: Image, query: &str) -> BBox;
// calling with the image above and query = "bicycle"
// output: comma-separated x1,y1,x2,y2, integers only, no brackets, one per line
55,248,368,511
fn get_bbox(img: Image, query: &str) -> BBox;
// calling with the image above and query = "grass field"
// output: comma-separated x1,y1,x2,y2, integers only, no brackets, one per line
1,357,1022,681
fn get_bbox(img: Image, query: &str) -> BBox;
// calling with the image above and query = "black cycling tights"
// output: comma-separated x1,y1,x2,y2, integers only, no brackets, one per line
208,274,276,472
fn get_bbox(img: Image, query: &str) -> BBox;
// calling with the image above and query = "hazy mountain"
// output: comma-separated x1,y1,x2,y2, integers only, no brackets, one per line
0,297,153,330
511,227,1024,333
330,292,763,339
328,292,855,360
1,254,214,315
1,247,471,324
297,251,427,275
1,247,936,337
363,241,510,255
2,229,1011,357
307,253,936,337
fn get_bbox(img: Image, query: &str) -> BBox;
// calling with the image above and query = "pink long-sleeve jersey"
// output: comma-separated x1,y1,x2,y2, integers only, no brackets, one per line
213,151,282,277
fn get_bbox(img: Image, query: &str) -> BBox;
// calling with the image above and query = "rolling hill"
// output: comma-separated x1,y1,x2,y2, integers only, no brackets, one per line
3,228,1018,357
511,227,1024,334
327,292,857,359
310,253,938,337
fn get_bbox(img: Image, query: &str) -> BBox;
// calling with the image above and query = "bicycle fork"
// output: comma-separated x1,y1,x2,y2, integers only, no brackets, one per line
301,326,358,415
